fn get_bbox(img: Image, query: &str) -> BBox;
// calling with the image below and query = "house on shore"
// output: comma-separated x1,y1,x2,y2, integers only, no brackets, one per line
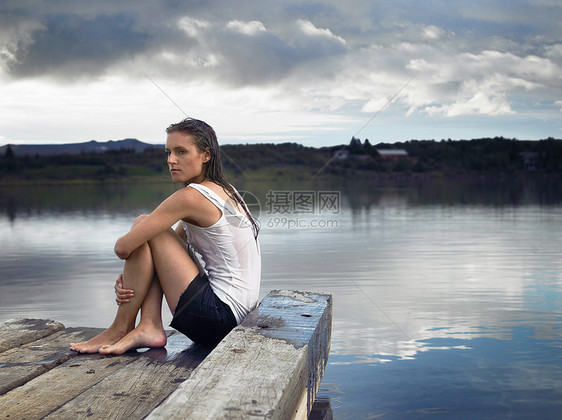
376,149,409,159
332,148,410,162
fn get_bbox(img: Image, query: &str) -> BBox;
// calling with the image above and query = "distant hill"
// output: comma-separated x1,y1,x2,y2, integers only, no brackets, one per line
0,139,161,156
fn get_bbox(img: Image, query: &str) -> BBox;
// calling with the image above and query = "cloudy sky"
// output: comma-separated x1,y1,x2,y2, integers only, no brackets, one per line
1,0,561,147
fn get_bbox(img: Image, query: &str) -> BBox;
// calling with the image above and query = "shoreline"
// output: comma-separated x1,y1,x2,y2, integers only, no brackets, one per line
1,168,561,186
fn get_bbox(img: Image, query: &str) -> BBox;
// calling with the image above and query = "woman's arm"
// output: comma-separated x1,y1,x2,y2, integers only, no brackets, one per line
114,188,200,259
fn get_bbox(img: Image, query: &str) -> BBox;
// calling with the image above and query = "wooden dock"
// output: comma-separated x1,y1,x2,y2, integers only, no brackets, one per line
0,290,332,419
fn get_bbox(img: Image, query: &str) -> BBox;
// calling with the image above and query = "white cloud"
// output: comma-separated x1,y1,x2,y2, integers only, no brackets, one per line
399,47,561,118
422,25,444,40
419,73,518,117
226,20,266,36
517,54,559,80
361,97,391,113
544,43,562,59
297,19,347,45
425,91,514,117
177,16,210,38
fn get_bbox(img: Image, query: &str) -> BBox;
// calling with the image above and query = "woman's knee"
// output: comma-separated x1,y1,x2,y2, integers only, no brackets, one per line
147,227,179,248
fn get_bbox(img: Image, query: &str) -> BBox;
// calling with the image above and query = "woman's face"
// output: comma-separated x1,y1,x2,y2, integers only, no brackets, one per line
165,131,210,184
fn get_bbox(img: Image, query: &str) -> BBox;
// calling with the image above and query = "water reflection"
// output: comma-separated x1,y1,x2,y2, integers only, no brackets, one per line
325,327,562,419
2,176,562,221
0,181,176,223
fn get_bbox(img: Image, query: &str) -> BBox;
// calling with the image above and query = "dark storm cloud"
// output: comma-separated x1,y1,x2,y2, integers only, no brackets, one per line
0,1,348,84
6,12,150,78
3,0,559,85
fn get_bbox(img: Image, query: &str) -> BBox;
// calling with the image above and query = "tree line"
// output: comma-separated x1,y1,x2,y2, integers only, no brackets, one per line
338,136,562,174
1,137,561,182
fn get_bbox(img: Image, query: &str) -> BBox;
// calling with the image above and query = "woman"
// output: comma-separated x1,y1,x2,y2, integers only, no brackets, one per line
70,118,261,353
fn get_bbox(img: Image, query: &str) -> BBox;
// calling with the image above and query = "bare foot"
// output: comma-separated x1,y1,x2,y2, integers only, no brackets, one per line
70,325,129,354
98,324,167,355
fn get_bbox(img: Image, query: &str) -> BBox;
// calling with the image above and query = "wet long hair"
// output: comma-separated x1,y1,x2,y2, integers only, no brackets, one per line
166,118,259,238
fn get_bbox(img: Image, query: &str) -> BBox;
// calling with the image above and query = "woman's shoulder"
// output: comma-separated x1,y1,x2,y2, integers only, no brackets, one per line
194,181,232,202
184,181,245,214
169,184,211,208
170,184,222,225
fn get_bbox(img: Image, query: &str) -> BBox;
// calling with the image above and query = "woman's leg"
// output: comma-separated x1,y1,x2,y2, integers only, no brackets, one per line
96,227,200,354
70,216,158,353
98,276,168,354
70,240,156,353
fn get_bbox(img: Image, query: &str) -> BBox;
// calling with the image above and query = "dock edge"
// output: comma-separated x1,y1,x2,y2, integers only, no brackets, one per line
146,289,332,419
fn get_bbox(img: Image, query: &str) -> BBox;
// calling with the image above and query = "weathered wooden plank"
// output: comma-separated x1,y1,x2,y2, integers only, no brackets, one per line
44,332,210,419
146,329,310,419
0,331,207,419
147,290,332,420
0,326,103,395
0,351,131,419
0,318,64,353
244,290,333,414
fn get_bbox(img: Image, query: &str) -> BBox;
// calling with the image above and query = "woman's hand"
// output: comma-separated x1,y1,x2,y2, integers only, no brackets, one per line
115,274,134,305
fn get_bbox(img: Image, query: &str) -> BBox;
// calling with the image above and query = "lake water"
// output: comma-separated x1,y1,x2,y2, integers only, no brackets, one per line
1,177,561,419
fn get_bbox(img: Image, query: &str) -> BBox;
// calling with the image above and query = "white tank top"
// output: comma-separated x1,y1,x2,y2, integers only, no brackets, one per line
181,183,261,324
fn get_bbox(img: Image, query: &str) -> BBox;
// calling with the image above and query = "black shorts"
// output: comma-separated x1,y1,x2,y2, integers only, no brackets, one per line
170,273,237,347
